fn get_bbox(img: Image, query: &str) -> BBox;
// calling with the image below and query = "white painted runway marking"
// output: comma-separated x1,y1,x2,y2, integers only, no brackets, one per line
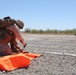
36,51,76,56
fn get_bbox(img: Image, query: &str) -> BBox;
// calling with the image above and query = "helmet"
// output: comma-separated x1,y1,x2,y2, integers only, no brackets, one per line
17,20,24,29
4,16,11,20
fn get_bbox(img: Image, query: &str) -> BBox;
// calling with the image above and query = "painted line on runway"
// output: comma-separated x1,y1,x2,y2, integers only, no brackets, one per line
36,51,76,56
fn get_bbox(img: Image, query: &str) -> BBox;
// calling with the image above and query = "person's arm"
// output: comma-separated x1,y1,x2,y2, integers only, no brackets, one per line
6,25,26,47
10,37,23,52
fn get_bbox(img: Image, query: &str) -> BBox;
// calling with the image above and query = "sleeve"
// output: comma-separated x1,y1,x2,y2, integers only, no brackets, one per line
6,25,25,46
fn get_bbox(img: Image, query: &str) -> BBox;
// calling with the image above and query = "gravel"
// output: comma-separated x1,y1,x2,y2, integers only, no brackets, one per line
0,34,76,75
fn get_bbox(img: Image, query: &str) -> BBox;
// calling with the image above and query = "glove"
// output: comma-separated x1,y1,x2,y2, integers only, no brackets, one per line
20,39,27,47
15,45,23,52
23,43,27,48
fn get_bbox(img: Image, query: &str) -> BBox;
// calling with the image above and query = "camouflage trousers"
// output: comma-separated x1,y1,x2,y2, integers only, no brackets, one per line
0,43,12,56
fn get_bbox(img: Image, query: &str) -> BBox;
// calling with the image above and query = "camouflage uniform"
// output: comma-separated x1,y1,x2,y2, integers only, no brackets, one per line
6,24,25,52
0,43,12,56
0,18,26,56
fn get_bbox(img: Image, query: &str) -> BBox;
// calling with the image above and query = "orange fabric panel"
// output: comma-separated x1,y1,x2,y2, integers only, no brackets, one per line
0,52,41,71
24,53,41,60
0,58,14,71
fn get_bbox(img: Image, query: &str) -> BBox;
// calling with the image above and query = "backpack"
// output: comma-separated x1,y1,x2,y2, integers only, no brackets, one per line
0,20,14,28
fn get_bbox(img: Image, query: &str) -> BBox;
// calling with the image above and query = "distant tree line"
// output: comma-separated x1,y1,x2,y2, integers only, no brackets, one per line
24,28,76,35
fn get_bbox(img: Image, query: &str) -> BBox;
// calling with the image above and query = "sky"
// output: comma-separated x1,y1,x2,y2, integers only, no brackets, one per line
0,0,76,31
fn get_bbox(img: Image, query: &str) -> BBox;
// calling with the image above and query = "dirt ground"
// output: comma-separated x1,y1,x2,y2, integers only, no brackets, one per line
0,34,76,75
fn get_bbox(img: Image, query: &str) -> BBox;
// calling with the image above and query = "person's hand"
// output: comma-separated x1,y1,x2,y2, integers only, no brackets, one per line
20,39,24,45
23,43,27,48
15,45,23,52
20,39,27,47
